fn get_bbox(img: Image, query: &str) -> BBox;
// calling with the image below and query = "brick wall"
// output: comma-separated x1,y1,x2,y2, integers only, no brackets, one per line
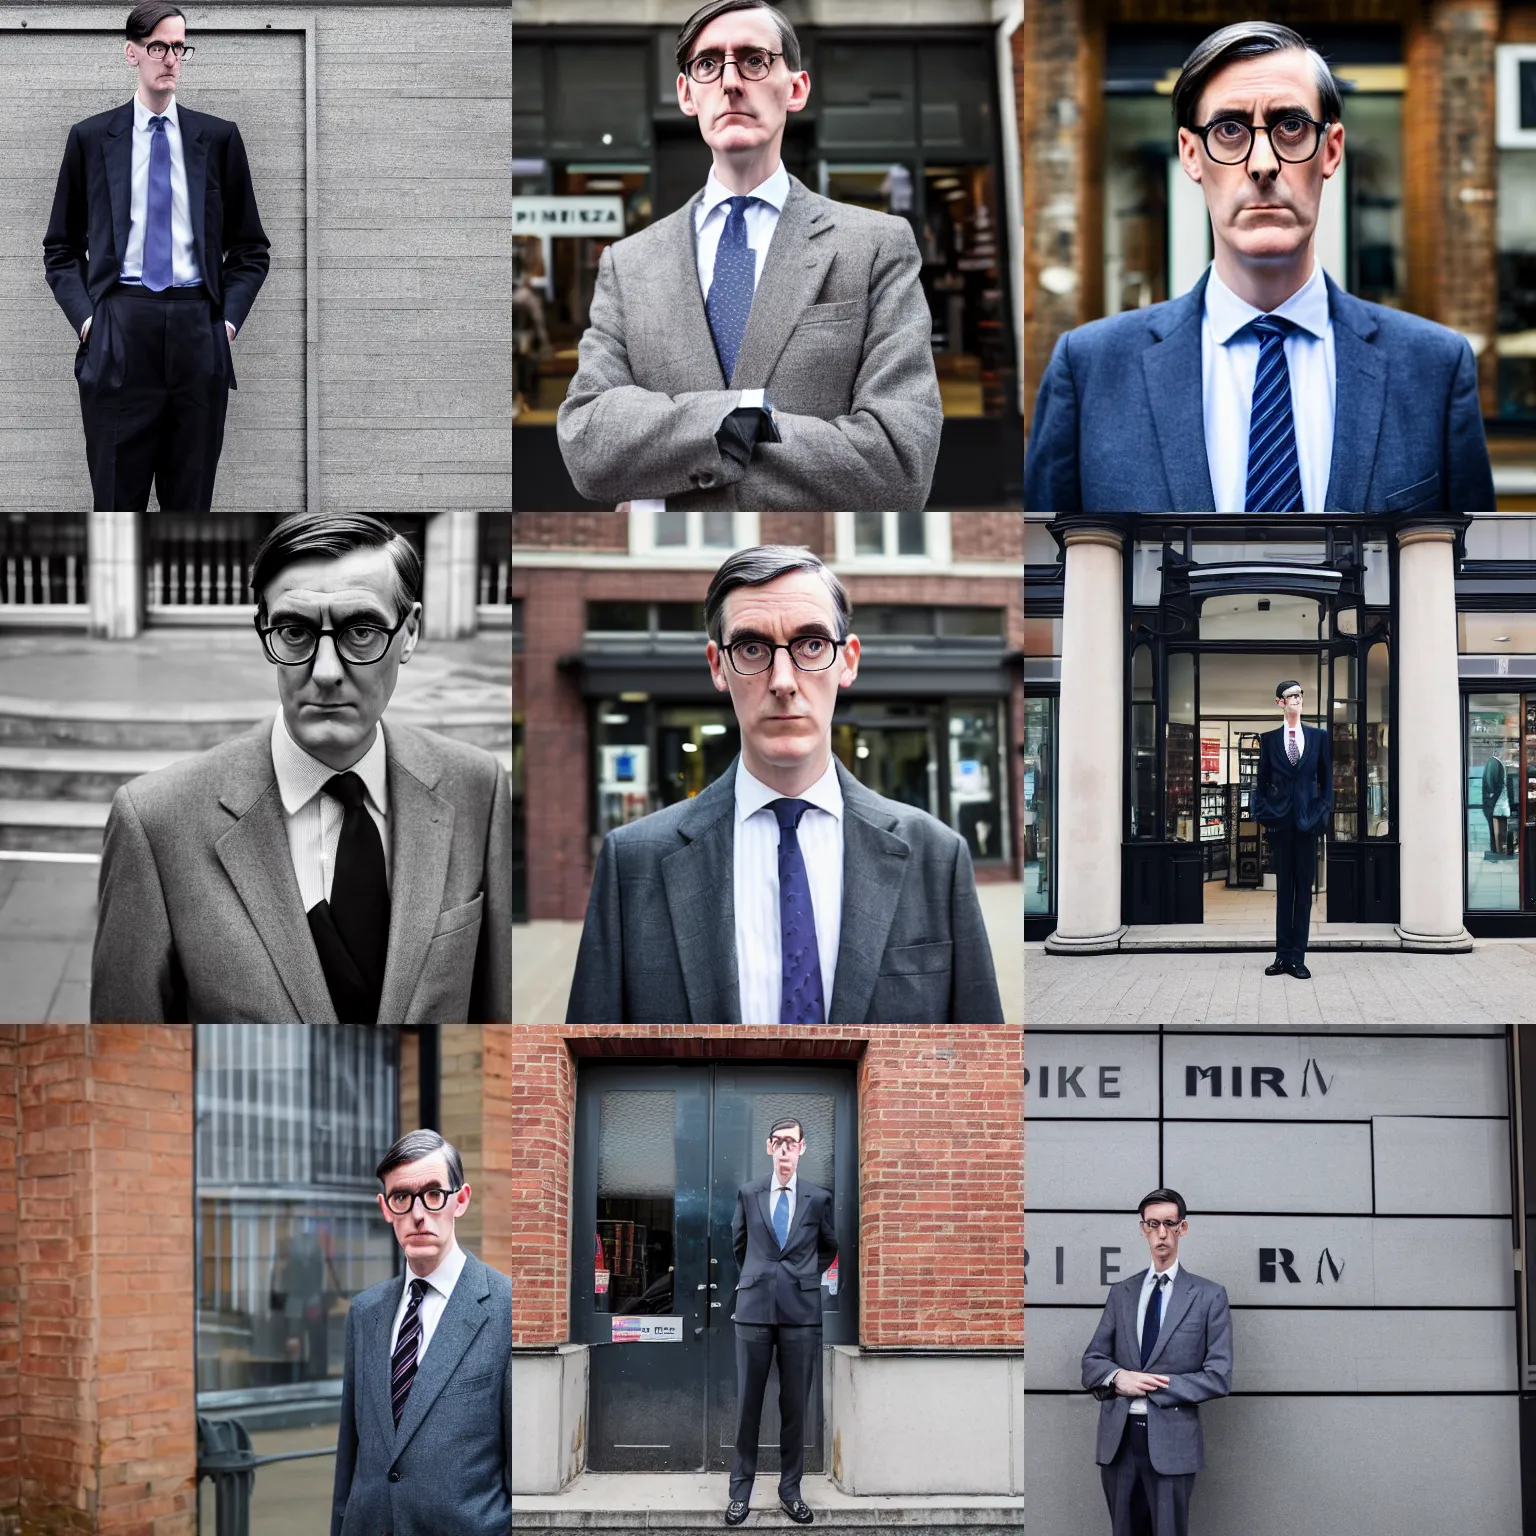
511,1026,1023,1351
481,1027,514,1279
442,1025,486,1258
760,513,832,554
512,513,628,550
951,512,1024,562
0,1031,15,1534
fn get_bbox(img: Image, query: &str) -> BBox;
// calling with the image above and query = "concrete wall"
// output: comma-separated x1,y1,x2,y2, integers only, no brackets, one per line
1024,1026,1522,1535
511,1344,590,1494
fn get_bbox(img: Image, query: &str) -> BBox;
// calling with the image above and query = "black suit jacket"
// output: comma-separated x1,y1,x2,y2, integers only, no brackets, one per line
43,100,270,379
1250,724,1333,836
731,1176,837,1327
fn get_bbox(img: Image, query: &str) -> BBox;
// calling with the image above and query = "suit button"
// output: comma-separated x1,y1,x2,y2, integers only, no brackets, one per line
692,473,715,488
388,1470,400,1483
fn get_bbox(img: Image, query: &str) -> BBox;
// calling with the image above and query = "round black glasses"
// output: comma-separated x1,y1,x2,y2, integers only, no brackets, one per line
143,41,194,59
723,636,843,675
385,1186,460,1214
685,49,782,83
255,610,412,666
1194,114,1329,165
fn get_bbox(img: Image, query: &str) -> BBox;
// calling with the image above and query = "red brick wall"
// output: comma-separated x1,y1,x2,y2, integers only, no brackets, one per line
951,512,1024,563
511,1026,1023,1350
511,513,628,550
0,1030,16,1530
760,514,832,554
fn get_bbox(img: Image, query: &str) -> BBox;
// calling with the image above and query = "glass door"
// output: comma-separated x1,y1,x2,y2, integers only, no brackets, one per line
1466,694,1523,912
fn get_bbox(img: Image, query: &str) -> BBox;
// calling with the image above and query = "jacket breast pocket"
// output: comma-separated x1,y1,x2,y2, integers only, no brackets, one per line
432,892,484,940
736,1274,759,1288
797,299,864,327
1383,473,1441,513
441,1368,500,1398
879,941,953,977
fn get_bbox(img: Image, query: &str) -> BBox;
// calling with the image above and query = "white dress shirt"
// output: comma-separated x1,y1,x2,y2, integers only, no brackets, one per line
1202,261,1335,513
269,712,392,911
388,1238,467,1363
122,94,203,288
767,1170,797,1237
734,755,843,1026
1106,1259,1181,1417
1282,718,1306,762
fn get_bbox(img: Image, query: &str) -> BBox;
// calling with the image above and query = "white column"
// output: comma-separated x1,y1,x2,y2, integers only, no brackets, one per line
423,511,480,640
1395,525,1473,950
87,512,142,639
1046,525,1127,951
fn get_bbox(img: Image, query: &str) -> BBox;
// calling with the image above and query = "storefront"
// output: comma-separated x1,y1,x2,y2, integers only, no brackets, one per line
1025,513,1536,943
513,7,1023,508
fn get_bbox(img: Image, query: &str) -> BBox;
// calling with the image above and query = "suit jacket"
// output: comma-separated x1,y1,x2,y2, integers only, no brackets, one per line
1024,269,1495,513
1250,724,1334,836
564,756,1003,1024
556,175,942,510
330,1250,511,1536
731,1176,837,1327
1080,1266,1233,1476
43,100,270,385
90,717,511,1024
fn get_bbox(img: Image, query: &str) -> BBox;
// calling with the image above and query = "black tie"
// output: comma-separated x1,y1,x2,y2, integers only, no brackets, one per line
390,1277,429,1427
306,771,390,1023
1140,1273,1167,1369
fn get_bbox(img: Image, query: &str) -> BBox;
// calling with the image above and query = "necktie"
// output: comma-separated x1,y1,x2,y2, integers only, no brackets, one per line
142,115,174,292
1287,731,1300,765
1244,315,1303,512
390,1277,429,1427
773,1186,790,1247
772,798,825,1025
309,772,390,1023
1140,1273,1167,1369
706,196,756,385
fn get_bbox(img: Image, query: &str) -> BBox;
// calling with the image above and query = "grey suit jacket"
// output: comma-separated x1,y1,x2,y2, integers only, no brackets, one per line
556,174,942,510
91,717,511,1024
1080,1267,1234,1476
565,756,1003,1024
330,1250,512,1536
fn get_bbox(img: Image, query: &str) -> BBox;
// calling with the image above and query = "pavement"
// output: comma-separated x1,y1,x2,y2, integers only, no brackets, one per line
513,882,1025,1026
1025,940,1536,1026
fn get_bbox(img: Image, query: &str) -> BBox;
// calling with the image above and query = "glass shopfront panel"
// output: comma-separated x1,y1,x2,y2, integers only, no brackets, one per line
1130,643,1157,838
1166,652,1196,842
1498,145,1536,420
947,701,1007,863
1332,652,1359,841
1025,695,1055,915
1366,643,1390,837
596,699,655,834
1466,695,1523,910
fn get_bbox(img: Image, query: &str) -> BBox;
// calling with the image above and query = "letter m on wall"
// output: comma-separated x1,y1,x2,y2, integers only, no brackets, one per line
1186,1065,1221,1097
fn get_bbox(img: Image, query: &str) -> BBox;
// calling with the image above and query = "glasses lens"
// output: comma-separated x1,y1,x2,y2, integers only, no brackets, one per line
790,637,836,670
1205,121,1250,162
337,623,391,664
269,623,317,662
420,1189,448,1211
731,641,770,674
740,51,771,78
691,54,722,81
1271,117,1315,160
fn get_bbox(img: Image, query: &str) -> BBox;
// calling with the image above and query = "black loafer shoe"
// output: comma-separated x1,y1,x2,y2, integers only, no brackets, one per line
725,1499,750,1526
780,1498,815,1525
1288,961,1312,979
1264,959,1288,976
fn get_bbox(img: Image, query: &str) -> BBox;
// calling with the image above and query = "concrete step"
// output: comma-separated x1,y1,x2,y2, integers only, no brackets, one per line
0,745,190,801
0,798,108,854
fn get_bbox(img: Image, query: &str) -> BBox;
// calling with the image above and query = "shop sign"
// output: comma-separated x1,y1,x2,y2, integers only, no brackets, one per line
611,1315,683,1343
514,195,625,236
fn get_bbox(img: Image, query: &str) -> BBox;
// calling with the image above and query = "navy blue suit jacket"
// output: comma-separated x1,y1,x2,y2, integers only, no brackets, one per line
1250,724,1334,837
731,1176,838,1327
1023,270,1495,513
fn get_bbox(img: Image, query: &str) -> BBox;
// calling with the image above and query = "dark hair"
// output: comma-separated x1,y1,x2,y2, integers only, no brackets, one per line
377,1129,464,1190
676,0,802,75
249,512,423,624
704,544,850,646
126,1,185,42
1172,22,1343,133
1275,678,1302,700
768,1116,804,1142
1139,1187,1187,1222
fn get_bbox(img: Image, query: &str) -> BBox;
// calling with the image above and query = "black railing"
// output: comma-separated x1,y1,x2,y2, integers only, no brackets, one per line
197,1417,337,1536
479,512,511,605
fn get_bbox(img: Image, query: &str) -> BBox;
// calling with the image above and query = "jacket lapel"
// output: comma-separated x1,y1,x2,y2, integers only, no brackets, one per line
1143,1273,1195,1370
213,724,338,1024
659,762,740,1023
827,761,911,1025
1323,276,1386,510
676,190,730,388
394,1254,491,1454
1141,275,1215,512
731,177,836,390
368,1279,405,1446
178,107,210,288
103,102,136,265
781,1181,815,1248
374,722,456,1025
756,1181,779,1250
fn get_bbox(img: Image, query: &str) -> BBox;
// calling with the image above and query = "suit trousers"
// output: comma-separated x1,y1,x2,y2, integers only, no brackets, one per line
1268,822,1318,964
730,1322,819,1503
76,283,229,511
1102,1419,1193,1536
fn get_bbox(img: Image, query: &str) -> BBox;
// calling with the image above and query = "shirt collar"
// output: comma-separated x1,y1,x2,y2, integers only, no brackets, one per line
270,710,389,819
772,1171,798,1195
735,753,844,828
134,94,180,131
1145,1259,1180,1290
411,1237,467,1299
700,161,790,222
1205,259,1329,346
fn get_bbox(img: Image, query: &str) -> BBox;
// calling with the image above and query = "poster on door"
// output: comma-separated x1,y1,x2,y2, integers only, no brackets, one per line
611,1315,683,1343
1201,737,1221,780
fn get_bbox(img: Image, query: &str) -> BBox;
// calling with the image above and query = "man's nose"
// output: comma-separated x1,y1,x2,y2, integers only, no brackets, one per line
768,648,799,691
1247,130,1281,180
310,633,346,684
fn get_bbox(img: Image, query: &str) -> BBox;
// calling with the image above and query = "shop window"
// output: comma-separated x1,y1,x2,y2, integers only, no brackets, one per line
1332,653,1359,841
1130,643,1158,838
853,512,924,557
836,718,937,816
1498,146,1536,419
550,45,650,157
1190,540,1328,566
1023,616,1061,656
935,607,1003,638
1132,542,1162,607
659,706,739,807
1459,613,1536,653
1198,593,1322,643
1362,540,1390,606
1365,643,1389,837
596,701,653,834
1465,518,1536,561
595,1091,677,1317
631,510,757,555
1025,521,1059,567
947,702,1007,861
657,603,707,634
588,601,649,633
1166,653,1196,842
856,604,933,636
1025,696,1055,914
1466,695,1522,910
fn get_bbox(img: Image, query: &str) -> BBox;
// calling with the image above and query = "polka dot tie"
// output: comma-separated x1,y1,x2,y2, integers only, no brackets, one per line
772,798,825,1025
706,196,757,385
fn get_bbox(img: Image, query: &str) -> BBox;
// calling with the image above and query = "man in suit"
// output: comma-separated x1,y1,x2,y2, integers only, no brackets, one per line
726,1116,838,1527
1250,677,1332,979
565,544,1003,1024
91,512,511,1024
331,1129,511,1536
556,0,941,511
1080,1188,1233,1536
43,1,270,511
1024,21,1494,513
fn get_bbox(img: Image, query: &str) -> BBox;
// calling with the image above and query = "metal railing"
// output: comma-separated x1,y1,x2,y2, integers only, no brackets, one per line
197,1417,337,1536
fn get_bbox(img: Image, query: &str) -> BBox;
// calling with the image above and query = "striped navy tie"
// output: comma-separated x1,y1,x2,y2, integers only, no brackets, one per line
390,1277,429,1427
1244,315,1303,512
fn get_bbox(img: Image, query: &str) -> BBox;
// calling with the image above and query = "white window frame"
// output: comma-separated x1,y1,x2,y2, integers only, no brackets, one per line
832,512,952,569
1497,46,1536,148
629,510,762,561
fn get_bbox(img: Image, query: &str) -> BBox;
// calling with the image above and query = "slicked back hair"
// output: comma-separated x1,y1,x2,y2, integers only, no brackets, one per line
1138,1187,1188,1222
675,0,803,75
376,1129,464,1191
704,544,851,646
250,512,422,625
126,1,185,42
1172,22,1343,134
768,1116,805,1143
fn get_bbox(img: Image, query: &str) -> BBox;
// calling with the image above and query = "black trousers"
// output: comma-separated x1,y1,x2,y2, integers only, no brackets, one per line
730,1322,819,1503
75,283,230,511
1101,1419,1194,1536
1268,821,1318,965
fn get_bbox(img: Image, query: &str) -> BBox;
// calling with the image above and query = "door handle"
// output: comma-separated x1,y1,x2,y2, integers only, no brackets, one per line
694,1326,705,1338
710,1301,721,1309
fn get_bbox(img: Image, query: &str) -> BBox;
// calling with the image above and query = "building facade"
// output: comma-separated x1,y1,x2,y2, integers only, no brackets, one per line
511,510,1025,925
512,0,1025,509
1022,0,1536,507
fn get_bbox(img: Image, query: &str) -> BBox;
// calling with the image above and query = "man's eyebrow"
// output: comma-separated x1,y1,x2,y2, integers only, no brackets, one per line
726,624,836,643
269,605,391,624
1206,103,1314,121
